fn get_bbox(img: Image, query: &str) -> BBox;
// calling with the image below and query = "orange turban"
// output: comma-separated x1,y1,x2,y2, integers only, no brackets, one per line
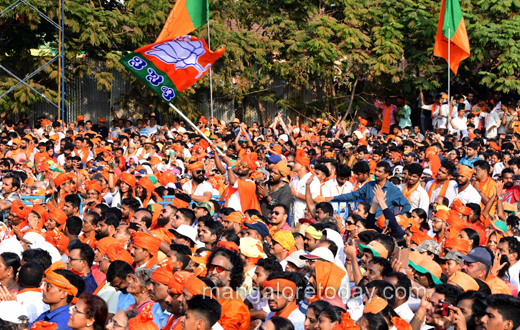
411,231,431,245
105,244,133,265
272,145,282,154
444,237,470,254
95,237,118,256
391,152,402,160
447,211,466,234
10,200,29,219
119,173,136,188
171,197,190,209
137,177,155,194
273,161,290,177
168,271,192,294
46,232,70,254
54,172,73,187
272,230,296,252
151,267,174,285
128,304,159,330
31,204,49,228
451,199,471,216
262,278,297,294
295,148,310,169
187,161,205,172
226,211,248,224
448,272,479,292
434,209,449,222
31,321,58,330
489,141,501,152
199,116,207,124
358,117,368,126
133,232,161,256
48,208,67,225
457,165,474,181
85,180,102,195
157,172,176,186
242,154,257,172
184,274,210,296
486,277,512,295
364,296,388,314
315,260,346,299
216,241,239,253
45,261,78,296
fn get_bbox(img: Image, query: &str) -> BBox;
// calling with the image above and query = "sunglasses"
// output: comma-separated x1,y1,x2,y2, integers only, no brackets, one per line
208,264,230,273
236,163,248,168
194,169,205,175
269,211,281,216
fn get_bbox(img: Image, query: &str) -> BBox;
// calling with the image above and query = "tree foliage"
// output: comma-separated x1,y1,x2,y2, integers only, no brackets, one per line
1,0,520,122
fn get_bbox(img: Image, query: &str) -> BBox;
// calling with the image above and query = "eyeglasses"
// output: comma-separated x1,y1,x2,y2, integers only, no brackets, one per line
194,169,205,175
112,279,126,290
236,163,248,168
68,256,84,262
208,264,230,273
69,305,87,316
269,211,281,216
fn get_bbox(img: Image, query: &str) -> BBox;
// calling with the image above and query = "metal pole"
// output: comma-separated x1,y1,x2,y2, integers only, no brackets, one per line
61,0,65,125
208,21,214,134
168,103,224,156
448,28,450,112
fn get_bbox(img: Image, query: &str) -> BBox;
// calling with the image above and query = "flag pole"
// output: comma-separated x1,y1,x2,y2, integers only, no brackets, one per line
448,28,450,110
168,103,224,156
208,20,214,134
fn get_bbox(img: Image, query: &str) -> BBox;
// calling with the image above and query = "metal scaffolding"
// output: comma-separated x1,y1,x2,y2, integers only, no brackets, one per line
0,0,65,121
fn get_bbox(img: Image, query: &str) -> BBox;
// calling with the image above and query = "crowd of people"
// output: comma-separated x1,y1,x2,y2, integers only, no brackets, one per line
0,89,519,330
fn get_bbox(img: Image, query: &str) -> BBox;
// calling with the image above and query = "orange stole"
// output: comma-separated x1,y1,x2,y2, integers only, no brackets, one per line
381,104,392,134
218,291,250,330
224,179,261,212
427,179,449,200
474,177,496,215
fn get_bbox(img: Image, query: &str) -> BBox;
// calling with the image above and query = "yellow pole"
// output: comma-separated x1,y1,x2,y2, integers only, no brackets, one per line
57,0,61,120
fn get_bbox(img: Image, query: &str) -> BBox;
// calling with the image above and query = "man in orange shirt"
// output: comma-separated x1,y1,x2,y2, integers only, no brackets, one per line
473,160,496,216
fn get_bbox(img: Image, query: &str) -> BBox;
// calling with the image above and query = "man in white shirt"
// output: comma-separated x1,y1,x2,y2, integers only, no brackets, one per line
485,103,502,139
181,162,213,202
144,115,159,136
424,161,458,205
497,237,520,292
16,262,49,323
452,165,481,206
290,150,320,224
449,106,469,139
432,94,449,131
400,163,430,214
323,164,353,218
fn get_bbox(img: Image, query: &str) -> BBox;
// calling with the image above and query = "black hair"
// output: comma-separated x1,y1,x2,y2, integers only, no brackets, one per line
320,239,338,258
386,271,411,300
18,261,44,289
219,207,235,217
178,208,196,225
337,164,352,179
473,278,491,295
0,252,20,278
197,215,213,226
268,316,295,330
368,257,393,278
358,231,379,245
366,279,396,306
204,220,224,239
360,313,389,330
206,248,244,291
376,161,392,174
307,300,331,319
169,244,192,270
121,198,141,211
273,203,289,215
85,212,100,226
66,216,83,235
100,213,120,230
376,234,395,257
319,306,343,324
460,228,480,251
266,271,306,303
411,208,429,230
64,194,81,209
314,164,330,177
440,160,456,175
474,160,491,173
221,232,240,246
54,269,84,303
434,283,463,306
69,242,95,268
457,290,488,323
94,203,110,214
186,295,222,330
22,248,52,271
466,203,481,219
315,202,333,217
407,163,424,177
256,258,283,274
486,294,520,330
3,171,20,191
106,260,135,283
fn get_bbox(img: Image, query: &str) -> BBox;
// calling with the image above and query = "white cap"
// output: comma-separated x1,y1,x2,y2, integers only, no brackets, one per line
0,237,23,258
299,247,334,263
353,131,363,139
169,225,197,244
0,301,28,323
22,232,46,246
285,250,307,268
279,134,289,142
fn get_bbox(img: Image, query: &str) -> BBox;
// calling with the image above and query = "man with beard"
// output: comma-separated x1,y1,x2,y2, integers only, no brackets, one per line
499,168,520,203
107,260,136,312
0,171,21,212
430,209,449,245
206,247,250,330
425,160,457,205
95,213,119,240
449,291,488,330
57,142,74,167
411,283,463,330
474,160,496,215
264,272,305,330
399,163,429,213
181,161,213,202
6,138,27,162
258,160,292,219
149,267,174,329
120,198,141,223
453,165,482,205
246,258,283,324
66,242,97,293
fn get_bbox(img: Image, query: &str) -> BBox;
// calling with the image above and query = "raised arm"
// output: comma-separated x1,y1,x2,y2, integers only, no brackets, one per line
305,175,316,217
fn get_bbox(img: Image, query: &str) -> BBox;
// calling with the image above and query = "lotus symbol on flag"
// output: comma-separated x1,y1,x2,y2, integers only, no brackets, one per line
145,37,212,79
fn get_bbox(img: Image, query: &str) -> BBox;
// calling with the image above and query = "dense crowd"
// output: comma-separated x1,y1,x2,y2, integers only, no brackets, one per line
0,89,519,330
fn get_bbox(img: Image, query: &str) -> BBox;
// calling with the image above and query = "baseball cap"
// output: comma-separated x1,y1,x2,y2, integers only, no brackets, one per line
358,241,389,259
194,202,211,212
413,240,441,256
300,247,334,262
243,221,269,239
267,154,282,164
461,247,493,266
285,250,307,268
168,225,197,244
410,259,443,285
405,152,417,158
343,142,353,149
440,251,465,264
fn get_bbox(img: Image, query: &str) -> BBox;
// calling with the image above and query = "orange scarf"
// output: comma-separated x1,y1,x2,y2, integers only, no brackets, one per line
93,279,105,295
431,102,440,119
80,233,96,248
274,300,298,319
224,179,261,213
74,147,89,163
427,179,449,199
10,148,22,156
403,182,420,204
381,104,392,134
17,288,42,294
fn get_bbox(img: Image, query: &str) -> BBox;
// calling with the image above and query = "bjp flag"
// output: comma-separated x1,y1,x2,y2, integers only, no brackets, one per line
433,0,470,75
156,0,209,43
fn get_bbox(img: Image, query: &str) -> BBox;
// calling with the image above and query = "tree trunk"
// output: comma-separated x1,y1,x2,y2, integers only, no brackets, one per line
340,77,359,123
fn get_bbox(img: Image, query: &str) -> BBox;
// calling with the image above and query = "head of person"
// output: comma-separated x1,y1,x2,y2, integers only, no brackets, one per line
481,294,520,330
63,194,81,217
305,300,330,330
106,309,138,330
357,313,389,330
264,272,302,314
263,316,296,330
269,204,290,227
18,261,44,290
462,247,493,281
168,244,192,271
474,160,491,181
456,165,474,186
456,291,488,330
317,305,344,330
304,225,323,252
425,284,463,327
68,293,108,330
107,260,135,294
43,267,84,306
21,248,52,271
67,242,94,274
206,247,245,291
126,268,153,298
252,258,283,289
496,236,520,265
95,213,119,240
0,252,19,283
183,295,222,330
406,163,424,187
173,208,196,229
374,162,392,183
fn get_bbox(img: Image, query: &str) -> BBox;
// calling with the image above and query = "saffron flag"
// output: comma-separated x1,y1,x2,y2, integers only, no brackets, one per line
119,36,224,102
433,0,470,75
156,0,209,43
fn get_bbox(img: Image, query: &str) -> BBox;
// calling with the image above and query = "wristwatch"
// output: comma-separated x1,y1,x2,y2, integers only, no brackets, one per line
497,196,503,200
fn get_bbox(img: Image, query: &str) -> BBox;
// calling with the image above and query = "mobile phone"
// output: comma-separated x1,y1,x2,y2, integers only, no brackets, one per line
440,301,451,316
129,222,139,231
347,238,353,245
399,248,409,267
